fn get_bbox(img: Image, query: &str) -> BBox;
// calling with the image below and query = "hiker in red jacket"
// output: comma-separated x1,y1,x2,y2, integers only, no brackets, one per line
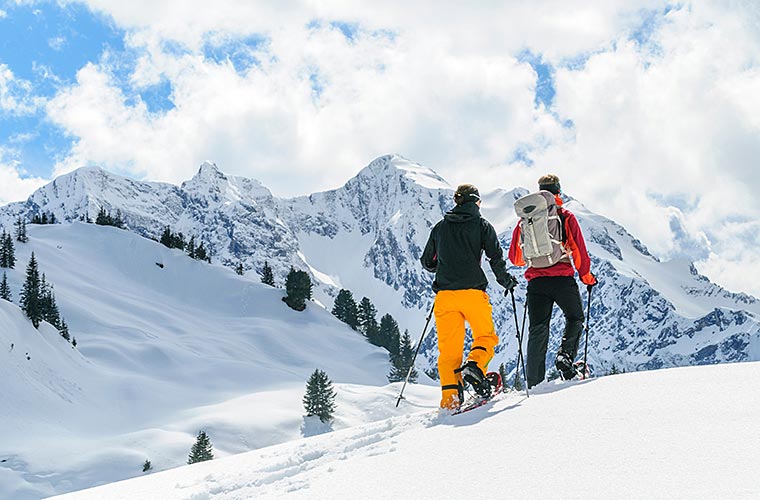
508,174,596,387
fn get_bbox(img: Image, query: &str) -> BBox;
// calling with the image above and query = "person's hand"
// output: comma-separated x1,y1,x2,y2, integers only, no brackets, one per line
581,272,597,292
502,273,518,295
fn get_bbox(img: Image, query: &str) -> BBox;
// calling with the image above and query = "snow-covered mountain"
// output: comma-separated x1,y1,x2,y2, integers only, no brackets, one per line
2,154,758,378
48,361,760,500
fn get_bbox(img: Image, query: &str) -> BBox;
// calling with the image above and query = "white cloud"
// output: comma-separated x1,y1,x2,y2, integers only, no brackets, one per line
48,36,67,51
521,1,760,295
0,64,43,115
0,158,48,205
0,9,6,19
46,19,548,191
37,0,760,297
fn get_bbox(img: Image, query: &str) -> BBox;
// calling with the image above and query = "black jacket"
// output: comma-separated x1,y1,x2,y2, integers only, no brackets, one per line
420,202,512,292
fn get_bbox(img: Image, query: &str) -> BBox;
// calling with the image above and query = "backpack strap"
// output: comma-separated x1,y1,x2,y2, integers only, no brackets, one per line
557,207,567,244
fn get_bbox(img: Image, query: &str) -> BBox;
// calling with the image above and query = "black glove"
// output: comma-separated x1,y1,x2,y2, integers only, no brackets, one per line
502,273,518,295
583,272,598,293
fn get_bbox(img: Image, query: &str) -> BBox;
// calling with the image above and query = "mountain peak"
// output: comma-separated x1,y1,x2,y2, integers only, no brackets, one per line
357,154,451,191
194,161,227,182
182,161,229,192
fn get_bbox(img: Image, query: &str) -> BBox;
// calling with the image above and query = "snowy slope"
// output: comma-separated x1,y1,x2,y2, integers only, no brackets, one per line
0,223,438,500
48,361,760,500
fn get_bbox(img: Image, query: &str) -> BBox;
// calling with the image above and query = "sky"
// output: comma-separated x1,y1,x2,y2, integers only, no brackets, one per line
0,0,759,297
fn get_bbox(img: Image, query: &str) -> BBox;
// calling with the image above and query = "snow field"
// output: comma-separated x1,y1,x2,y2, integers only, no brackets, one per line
0,223,438,499
49,361,760,500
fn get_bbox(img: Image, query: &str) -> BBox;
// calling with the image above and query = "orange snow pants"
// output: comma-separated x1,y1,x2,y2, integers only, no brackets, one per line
434,289,499,409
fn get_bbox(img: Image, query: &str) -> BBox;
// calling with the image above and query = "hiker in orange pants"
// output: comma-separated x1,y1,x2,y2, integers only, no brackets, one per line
421,184,517,409
435,290,500,408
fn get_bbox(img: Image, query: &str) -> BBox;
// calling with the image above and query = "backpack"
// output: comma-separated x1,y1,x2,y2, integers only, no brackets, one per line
513,190,569,268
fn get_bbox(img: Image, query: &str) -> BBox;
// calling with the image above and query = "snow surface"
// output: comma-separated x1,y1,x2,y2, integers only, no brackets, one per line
0,223,439,499
49,361,760,500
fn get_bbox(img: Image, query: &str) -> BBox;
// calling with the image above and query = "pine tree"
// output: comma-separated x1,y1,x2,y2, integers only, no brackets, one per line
195,242,210,262
160,226,173,248
0,271,11,301
0,231,5,268
303,369,337,423
142,459,152,472
260,261,275,286
39,274,61,329
15,217,28,243
235,262,244,275
0,231,12,268
187,430,214,464
72,337,77,347
514,370,524,391
377,313,400,352
498,363,508,393
95,207,109,225
95,208,125,228
5,232,15,269
20,253,43,328
331,289,359,330
388,329,417,383
357,297,379,339
187,236,196,259
60,318,71,342
175,232,186,250
113,209,124,228
283,268,312,311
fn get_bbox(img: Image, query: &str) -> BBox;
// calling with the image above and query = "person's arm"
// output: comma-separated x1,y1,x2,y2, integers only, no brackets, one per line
563,210,596,285
507,223,524,266
420,224,438,273
482,221,516,290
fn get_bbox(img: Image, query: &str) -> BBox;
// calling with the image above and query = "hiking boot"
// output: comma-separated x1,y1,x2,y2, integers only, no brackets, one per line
555,351,577,381
439,381,464,411
459,361,492,398
440,393,461,411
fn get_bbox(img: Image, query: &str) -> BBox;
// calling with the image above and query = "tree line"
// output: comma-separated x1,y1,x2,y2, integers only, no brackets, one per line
159,226,211,262
16,207,126,228
331,289,417,383
1,225,75,346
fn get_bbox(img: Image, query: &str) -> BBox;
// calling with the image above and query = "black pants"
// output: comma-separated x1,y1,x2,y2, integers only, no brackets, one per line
526,276,585,388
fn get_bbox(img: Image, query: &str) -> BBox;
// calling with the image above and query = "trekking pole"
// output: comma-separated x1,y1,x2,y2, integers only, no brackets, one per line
395,302,435,407
581,285,593,380
513,296,527,390
509,289,529,397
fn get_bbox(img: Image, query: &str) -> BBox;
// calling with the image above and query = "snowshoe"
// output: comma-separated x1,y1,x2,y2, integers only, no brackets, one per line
555,351,577,381
573,360,591,380
486,371,503,393
452,371,503,415
458,361,491,398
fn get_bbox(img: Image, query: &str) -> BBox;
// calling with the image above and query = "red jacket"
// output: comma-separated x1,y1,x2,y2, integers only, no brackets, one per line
508,195,595,284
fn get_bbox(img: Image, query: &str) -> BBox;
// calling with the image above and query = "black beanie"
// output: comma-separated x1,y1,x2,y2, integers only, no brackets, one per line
454,184,480,205
539,183,561,195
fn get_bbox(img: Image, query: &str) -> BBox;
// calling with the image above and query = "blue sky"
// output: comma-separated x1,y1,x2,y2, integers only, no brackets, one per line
0,0,758,296
0,1,126,177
